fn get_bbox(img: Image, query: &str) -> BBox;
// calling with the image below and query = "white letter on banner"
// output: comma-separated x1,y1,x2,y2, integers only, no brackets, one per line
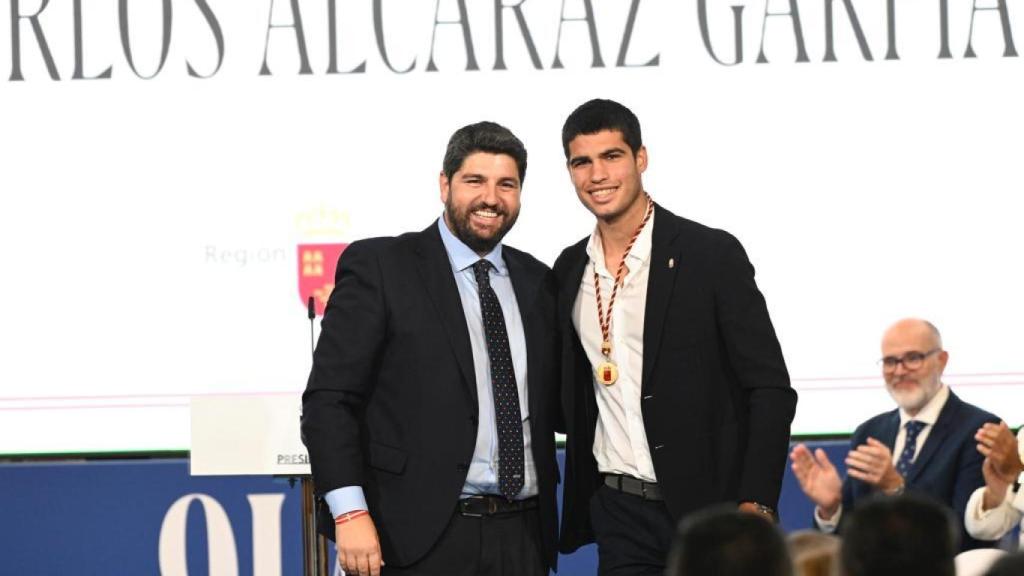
248,494,285,576
158,494,240,576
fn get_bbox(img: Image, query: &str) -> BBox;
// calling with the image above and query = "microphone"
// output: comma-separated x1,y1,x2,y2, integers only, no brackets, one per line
308,296,316,360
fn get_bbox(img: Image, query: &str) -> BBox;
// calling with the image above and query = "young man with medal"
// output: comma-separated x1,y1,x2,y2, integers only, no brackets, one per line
553,99,798,575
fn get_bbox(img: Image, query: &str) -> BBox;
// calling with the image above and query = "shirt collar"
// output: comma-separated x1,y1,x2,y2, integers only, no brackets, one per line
585,209,655,273
899,383,949,427
436,217,507,275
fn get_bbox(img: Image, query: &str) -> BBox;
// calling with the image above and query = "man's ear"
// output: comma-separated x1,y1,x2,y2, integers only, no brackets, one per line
439,171,450,204
635,145,649,173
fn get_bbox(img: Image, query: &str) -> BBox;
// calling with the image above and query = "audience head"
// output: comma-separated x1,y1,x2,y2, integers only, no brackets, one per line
841,493,958,576
787,530,840,576
666,505,790,576
880,318,948,416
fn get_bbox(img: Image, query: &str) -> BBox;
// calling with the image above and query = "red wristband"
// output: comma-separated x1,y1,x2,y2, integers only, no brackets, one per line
334,510,369,525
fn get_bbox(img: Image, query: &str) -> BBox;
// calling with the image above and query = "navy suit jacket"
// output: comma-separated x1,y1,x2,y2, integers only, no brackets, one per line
841,389,999,551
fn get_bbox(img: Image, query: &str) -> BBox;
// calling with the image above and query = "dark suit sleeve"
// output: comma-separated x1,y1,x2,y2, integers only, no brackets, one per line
301,240,388,495
954,412,1001,544
711,232,798,506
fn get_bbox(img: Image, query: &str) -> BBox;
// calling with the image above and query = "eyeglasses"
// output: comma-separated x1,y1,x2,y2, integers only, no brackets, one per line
880,349,941,373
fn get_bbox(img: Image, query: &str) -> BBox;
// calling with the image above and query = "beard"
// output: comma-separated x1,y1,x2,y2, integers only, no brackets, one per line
444,198,519,255
886,375,939,414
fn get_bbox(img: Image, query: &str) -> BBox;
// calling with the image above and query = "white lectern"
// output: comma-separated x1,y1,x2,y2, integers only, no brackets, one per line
191,394,329,576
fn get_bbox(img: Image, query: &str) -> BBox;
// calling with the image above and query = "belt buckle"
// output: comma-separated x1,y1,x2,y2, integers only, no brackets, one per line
460,497,484,518
640,482,649,499
488,497,499,515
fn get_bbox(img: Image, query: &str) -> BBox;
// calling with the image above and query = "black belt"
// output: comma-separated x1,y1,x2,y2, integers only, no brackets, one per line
603,473,664,501
458,495,538,517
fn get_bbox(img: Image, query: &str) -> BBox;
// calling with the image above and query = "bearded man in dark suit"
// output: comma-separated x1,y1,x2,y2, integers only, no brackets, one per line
302,121,559,576
790,318,1000,551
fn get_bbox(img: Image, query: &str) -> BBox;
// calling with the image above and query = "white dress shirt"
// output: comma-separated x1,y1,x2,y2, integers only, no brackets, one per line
965,427,1024,548
571,212,656,482
816,384,951,531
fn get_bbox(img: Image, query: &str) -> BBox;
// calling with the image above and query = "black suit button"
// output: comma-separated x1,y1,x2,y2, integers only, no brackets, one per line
653,444,665,451
469,416,478,426
456,462,469,471
643,395,654,401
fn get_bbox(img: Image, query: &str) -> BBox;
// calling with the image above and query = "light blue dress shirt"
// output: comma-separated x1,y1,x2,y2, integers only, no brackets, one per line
325,218,536,517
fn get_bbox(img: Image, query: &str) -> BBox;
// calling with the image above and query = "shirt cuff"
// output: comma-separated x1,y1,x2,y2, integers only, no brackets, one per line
324,486,368,518
814,504,842,533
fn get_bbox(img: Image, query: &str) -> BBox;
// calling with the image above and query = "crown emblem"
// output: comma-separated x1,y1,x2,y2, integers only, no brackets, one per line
295,204,351,240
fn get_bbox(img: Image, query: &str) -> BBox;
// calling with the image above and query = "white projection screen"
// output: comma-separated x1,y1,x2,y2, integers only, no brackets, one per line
1,0,1022,454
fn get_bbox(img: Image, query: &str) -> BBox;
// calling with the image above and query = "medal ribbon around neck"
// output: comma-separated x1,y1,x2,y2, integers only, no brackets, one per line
593,194,654,386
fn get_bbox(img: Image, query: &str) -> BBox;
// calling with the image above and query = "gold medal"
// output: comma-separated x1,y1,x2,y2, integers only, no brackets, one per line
596,361,619,386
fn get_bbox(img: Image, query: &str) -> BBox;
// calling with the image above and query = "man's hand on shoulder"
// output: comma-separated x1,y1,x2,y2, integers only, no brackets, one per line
335,513,383,576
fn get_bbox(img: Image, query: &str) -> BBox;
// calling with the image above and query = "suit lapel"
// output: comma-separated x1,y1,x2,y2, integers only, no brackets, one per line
560,244,589,332
879,410,901,450
641,205,682,393
906,391,960,484
560,240,592,427
413,223,478,404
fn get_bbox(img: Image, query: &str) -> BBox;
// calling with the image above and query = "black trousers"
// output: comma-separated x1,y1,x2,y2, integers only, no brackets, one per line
590,484,676,576
382,505,545,576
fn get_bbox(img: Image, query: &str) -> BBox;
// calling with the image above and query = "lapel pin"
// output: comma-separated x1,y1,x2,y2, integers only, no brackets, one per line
668,258,675,269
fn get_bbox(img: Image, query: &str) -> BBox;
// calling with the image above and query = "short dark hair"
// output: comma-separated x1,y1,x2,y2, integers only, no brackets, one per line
666,506,791,576
561,98,643,159
442,121,527,183
841,494,958,576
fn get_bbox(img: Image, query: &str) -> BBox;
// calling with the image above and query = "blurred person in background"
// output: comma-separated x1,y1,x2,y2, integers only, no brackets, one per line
840,493,958,576
786,530,839,576
965,422,1024,548
665,505,790,576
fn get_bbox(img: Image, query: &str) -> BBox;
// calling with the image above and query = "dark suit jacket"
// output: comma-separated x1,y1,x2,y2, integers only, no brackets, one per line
839,390,999,551
554,204,797,552
301,222,560,569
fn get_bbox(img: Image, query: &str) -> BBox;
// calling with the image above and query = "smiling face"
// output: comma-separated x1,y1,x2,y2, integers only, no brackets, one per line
881,319,948,416
566,129,648,226
440,151,522,256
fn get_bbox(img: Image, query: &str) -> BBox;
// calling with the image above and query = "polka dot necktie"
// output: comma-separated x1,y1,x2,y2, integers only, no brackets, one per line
472,260,525,501
895,420,926,478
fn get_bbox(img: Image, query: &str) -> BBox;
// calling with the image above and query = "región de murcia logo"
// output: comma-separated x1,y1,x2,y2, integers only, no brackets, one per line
295,206,350,317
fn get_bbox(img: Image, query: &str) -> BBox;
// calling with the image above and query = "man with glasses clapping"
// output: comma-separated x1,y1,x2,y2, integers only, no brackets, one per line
789,318,1001,551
